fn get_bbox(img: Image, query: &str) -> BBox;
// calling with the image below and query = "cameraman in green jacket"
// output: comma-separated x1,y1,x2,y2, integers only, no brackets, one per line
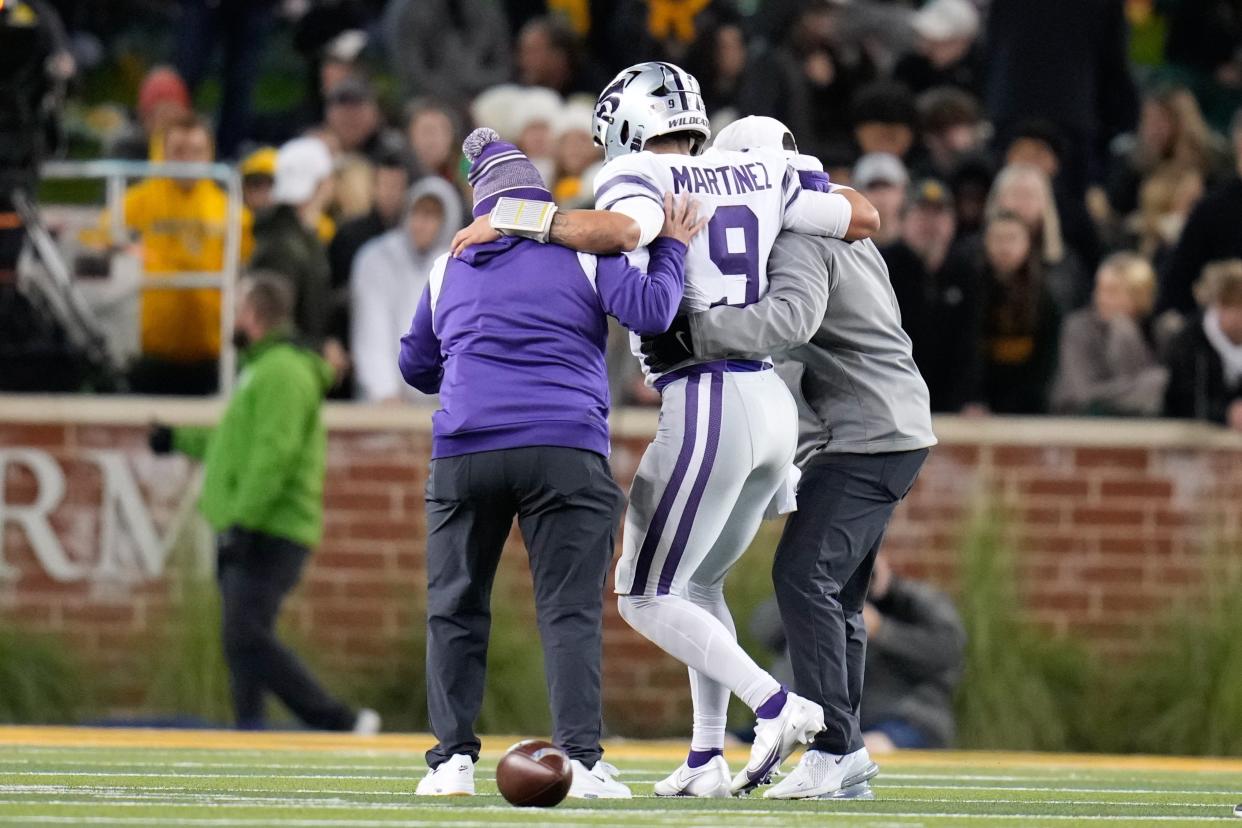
151,273,378,733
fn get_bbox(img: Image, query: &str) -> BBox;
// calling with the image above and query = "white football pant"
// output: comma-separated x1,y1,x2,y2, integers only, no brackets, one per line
615,368,797,751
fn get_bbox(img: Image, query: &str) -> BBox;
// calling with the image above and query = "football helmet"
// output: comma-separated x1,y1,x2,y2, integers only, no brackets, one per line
592,61,711,160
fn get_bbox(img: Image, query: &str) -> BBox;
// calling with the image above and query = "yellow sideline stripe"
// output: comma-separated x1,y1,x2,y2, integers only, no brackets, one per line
1,727,1241,775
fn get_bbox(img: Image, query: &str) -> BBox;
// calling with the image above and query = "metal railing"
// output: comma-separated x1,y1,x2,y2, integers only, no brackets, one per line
37,159,246,394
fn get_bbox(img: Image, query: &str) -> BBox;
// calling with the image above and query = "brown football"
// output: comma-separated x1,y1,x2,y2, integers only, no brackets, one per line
495,739,573,807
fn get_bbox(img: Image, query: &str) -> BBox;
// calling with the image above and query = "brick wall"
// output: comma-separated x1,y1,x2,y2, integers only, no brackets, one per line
2,399,1240,733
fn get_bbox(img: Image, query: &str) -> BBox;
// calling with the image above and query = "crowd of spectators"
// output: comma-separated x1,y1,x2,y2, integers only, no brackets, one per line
19,0,1242,431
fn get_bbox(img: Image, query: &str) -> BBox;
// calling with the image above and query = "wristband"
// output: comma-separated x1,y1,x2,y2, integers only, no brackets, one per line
490,197,559,243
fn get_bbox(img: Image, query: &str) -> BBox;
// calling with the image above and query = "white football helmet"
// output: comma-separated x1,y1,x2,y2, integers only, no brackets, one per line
713,115,799,156
592,61,711,161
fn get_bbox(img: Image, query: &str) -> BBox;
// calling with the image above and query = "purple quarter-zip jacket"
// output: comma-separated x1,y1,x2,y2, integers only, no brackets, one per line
399,236,687,459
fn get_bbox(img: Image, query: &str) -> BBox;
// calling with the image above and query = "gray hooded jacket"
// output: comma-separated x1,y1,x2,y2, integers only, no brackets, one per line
350,176,462,402
688,232,937,464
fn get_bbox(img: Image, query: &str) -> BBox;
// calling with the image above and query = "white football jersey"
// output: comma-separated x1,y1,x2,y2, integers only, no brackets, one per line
595,147,802,311
593,147,848,381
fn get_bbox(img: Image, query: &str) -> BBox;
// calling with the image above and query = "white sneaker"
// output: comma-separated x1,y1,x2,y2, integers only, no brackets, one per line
653,755,731,798
567,759,631,799
415,753,475,796
763,747,878,800
352,709,381,736
731,693,825,794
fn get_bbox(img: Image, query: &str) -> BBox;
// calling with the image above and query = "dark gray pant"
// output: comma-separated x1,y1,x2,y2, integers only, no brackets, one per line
217,534,355,731
424,446,623,769
772,448,928,755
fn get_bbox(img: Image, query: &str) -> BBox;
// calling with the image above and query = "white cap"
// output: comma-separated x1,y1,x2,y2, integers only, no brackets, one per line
714,115,798,155
512,86,565,135
555,100,596,139
272,136,334,205
852,152,909,190
913,0,981,41
323,29,367,63
470,84,522,141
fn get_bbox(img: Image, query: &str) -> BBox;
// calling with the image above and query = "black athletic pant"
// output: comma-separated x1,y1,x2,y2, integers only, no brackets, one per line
130,356,219,396
216,533,355,731
772,448,929,755
424,446,624,769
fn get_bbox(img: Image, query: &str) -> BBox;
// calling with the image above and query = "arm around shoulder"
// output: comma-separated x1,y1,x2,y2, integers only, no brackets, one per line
689,232,830,358
596,237,688,335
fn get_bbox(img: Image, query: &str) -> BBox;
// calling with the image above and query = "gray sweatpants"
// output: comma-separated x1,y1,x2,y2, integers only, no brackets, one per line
423,446,624,769
772,448,928,755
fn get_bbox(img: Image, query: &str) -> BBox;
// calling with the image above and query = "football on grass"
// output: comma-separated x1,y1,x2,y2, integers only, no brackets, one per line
496,740,572,807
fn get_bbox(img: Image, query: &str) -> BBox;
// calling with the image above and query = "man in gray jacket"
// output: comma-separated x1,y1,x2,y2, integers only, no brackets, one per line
642,117,937,801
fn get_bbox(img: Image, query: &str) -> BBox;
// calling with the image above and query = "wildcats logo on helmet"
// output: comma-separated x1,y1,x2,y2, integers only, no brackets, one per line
594,70,641,134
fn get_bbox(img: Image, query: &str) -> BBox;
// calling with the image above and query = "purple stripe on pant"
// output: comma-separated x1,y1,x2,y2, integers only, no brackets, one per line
627,374,701,595
656,372,724,595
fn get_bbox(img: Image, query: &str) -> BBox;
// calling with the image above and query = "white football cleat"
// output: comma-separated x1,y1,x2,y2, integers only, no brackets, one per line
731,693,825,794
763,747,878,800
414,753,475,796
653,755,731,798
568,759,632,799
352,708,381,736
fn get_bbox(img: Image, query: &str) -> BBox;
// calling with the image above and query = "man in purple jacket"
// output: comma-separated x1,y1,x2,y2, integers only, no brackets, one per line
400,128,704,800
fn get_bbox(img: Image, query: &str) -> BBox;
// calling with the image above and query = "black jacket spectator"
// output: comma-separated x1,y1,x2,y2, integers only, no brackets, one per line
973,213,1063,414
682,9,768,123
1158,179,1242,315
1104,87,1231,218
882,179,984,415
1164,316,1242,424
384,0,510,102
1163,0,1242,98
763,3,877,164
252,205,331,341
515,15,604,98
884,241,983,413
894,47,982,99
894,0,983,97
985,0,1138,197
1163,259,1242,427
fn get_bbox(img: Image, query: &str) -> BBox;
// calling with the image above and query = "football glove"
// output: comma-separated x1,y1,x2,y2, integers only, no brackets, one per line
148,423,174,455
640,315,695,373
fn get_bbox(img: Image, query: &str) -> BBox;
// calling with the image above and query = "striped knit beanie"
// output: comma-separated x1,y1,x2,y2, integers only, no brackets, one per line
462,128,552,218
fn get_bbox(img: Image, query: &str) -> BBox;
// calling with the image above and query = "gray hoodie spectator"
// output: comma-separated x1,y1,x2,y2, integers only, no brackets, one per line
350,177,462,402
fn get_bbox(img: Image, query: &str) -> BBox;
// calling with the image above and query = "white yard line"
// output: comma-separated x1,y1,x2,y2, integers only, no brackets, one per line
2,771,415,782
4,773,1237,798
0,795,1232,810
0,811,1235,825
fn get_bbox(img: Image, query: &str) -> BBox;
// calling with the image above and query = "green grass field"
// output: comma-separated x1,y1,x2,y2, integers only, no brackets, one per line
0,728,1239,826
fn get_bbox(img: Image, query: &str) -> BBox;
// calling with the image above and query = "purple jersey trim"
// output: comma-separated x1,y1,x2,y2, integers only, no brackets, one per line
654,359,771,392
596,173,664,205
599,190,663,213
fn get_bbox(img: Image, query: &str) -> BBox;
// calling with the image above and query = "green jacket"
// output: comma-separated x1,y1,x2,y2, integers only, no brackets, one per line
175,333,333,547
